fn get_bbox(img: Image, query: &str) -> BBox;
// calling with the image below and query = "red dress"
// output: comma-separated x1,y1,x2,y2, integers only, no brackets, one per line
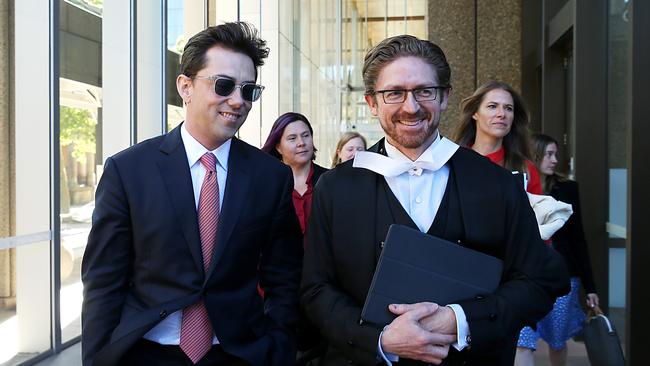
485,146,542,195
292,163,315,234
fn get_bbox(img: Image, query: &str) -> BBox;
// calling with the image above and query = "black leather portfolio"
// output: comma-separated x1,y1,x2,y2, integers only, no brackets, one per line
360,224,503,327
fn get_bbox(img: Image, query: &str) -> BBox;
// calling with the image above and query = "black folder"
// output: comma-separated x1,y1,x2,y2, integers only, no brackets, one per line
360,224,503,327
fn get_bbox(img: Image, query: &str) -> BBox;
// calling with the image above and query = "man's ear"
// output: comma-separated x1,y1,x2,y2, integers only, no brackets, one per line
439,87,451,111
364,94,378,116
176,74,193,104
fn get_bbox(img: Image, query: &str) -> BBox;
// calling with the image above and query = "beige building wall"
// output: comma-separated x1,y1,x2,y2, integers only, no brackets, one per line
428,0,522,137
0,0,16,308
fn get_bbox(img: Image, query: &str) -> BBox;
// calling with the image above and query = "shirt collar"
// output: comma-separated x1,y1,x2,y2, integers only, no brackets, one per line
353,132,459,177
384,131,441,163
180,122,230,172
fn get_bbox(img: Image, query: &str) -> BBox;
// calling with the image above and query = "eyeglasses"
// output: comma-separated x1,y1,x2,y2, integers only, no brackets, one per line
193,75,265,102
373,86,445,104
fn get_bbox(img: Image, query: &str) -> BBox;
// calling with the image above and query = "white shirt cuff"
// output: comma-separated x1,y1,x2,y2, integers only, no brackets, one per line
447,304,471,351
377,329,399,364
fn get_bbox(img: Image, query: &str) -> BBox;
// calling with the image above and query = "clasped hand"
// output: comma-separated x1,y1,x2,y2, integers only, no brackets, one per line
380,302,458,364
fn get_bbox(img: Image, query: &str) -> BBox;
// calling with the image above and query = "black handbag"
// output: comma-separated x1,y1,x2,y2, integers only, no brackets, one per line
583,306,625,366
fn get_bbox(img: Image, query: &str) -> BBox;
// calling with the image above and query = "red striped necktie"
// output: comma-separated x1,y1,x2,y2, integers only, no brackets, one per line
180,152,220,364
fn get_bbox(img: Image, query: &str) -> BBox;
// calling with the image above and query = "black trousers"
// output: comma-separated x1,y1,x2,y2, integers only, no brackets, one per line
123,339,251,366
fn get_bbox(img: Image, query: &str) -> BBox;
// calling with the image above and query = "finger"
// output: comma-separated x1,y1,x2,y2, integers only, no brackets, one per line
389,302,439,319
389,302,438,316
412,328,456,347
428,332,457,345
388,303,414,315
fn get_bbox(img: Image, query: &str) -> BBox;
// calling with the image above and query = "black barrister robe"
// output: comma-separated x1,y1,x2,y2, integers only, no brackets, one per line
301,139,570,365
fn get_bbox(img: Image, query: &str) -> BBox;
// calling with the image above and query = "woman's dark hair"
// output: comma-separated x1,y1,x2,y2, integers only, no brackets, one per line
452,80,533,173
261,112,317,161
531,133,566,193
180,22,269,80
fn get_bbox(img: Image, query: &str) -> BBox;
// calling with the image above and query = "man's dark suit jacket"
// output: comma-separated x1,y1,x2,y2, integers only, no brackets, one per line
300,139,570,366
81,125,303,366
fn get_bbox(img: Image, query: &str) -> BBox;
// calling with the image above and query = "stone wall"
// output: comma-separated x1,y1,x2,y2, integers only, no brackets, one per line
428,0,522,137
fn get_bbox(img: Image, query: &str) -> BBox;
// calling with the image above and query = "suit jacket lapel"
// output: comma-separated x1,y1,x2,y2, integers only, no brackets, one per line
157,125,204,273
206,138,251,279
449,148,501,245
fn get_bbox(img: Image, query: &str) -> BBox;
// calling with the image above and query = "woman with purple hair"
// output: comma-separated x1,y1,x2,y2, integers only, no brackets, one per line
262,112,328,365
261,112,328,234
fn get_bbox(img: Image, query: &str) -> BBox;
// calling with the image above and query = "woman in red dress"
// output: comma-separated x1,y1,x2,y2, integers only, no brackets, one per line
262,112,327,365
452,81,542,194
262,112,328,234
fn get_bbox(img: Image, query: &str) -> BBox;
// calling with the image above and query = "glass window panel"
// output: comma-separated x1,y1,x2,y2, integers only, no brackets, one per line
606,0,630,342
167,0,189,131
386,0,406,18
365,0,386,18
59,0,103,344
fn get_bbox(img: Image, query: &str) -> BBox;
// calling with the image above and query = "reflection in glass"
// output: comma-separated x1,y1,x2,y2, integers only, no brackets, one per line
606,0,630,347
166,0,201,132
59,0,103,344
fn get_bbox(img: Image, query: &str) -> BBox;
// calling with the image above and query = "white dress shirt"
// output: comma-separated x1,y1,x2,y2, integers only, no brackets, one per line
142,123,229,345
353,133,470,363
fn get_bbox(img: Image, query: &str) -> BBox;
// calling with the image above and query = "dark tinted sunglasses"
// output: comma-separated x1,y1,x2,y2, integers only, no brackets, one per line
193,76,265,102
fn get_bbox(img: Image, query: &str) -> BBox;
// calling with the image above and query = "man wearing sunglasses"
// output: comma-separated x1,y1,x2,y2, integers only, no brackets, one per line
82,22,303,366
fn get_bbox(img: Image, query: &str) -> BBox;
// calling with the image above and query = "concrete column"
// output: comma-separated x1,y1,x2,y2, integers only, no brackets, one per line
102,0,132,161
15,0,51,353
0,0,14,309
137,1,165,142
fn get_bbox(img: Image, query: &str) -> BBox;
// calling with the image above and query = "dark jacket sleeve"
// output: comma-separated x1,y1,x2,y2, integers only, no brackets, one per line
257,165,304,365
457,172,571,354
300,172,381,365
81,157,133,366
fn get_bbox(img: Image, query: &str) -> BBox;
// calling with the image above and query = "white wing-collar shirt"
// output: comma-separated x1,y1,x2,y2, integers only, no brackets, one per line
353,133,470,363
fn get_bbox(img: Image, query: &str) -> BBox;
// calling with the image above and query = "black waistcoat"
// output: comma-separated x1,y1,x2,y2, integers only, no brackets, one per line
377,164,469,366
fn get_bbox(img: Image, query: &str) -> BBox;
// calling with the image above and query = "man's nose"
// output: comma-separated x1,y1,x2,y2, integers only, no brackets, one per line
401,91,420,114
227,86,244,107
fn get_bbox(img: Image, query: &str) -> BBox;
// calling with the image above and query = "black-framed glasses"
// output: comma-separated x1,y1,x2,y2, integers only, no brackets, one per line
193,75,265,102
374,86,445,104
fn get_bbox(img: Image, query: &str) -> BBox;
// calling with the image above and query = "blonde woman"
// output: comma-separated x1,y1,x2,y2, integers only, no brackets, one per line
330,131,367,167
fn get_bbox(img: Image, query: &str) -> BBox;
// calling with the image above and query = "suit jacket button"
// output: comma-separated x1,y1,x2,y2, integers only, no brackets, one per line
159,310,167,318
347,340,354,346
474,294,485,300
488,313,497,321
